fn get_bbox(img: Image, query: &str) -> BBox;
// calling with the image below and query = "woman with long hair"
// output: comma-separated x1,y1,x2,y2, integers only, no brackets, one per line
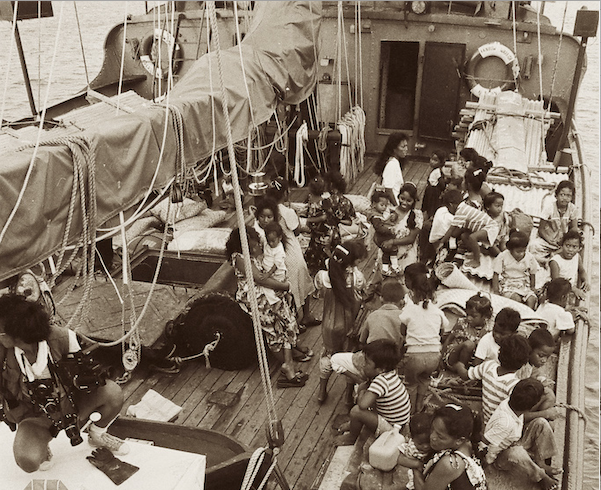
373,132,409,206
314,239,367,403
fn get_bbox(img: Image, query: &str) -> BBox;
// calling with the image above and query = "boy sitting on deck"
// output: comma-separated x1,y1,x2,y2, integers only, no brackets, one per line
483,378,559,490
334,339,410,446
461,334,531,426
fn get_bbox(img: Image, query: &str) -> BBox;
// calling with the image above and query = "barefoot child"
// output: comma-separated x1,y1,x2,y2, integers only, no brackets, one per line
399,263,449,413
549,230,589,303
367,191,400,275
334,339,411,446
535,278,576,341
396,412,433,490
438,190,500,268
483,378,559,490
493,231,539,309
441,293,494,374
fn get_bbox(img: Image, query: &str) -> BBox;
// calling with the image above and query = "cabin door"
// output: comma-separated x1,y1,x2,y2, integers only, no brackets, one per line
418,42,465,141
378,42,419,132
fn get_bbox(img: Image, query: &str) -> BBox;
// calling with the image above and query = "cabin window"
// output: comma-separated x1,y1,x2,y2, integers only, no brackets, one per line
378,41,419,131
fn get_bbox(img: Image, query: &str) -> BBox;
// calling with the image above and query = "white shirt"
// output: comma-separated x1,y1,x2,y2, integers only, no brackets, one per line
536,302,575,339
474,331,500,363
429,206,454,243
381,157,404,204
484,398,523,464
263,241,287,282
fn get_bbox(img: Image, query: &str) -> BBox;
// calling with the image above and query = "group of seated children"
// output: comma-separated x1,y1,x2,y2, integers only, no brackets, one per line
330,281,567,490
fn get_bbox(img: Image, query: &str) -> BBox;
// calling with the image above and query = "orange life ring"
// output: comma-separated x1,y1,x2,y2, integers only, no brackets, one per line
464,42,519,98
139,28,181,79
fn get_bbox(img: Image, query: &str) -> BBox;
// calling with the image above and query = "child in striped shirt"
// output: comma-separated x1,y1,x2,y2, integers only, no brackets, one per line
439,190,500,268
334,339,411,446
463,334,531,425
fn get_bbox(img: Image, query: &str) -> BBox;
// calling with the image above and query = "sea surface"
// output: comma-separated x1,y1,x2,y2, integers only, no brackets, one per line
1,2,599,487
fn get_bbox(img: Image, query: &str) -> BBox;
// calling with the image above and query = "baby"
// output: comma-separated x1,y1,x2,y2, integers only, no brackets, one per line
368,190,399,275
262,221,287,282
396,412,432,490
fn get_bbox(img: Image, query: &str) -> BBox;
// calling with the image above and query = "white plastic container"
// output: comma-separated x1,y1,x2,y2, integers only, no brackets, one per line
368,424,405,471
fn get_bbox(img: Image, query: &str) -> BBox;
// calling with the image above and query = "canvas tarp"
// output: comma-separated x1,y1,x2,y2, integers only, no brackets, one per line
0,1,320,282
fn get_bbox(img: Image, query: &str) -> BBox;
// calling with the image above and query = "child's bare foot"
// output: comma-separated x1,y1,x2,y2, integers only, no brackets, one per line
334,431,357,446
538,474,558,490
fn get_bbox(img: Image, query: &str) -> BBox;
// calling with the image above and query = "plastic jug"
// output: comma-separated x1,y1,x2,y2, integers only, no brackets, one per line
368,424,405,471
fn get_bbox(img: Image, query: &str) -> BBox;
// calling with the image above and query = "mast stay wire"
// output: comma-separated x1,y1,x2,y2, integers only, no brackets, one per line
207,0,281,454
0,2,19,129
548,2,568,111
73,1,91,89
536,7,546,162
115,1,129,114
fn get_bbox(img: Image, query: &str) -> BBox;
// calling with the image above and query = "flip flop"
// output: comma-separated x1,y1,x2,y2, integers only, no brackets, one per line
277,372,307,388
300,318,321,328
293,348,314,362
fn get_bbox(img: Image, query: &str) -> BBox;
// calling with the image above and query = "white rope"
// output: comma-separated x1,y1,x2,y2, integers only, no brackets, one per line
294,121,308,187
548,2,568,110
536,7,546,161
511,1,520,89
207,2,279,431
357,1,364,108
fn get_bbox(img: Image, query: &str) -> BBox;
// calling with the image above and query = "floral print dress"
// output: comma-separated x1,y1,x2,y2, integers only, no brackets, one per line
231,252,299,352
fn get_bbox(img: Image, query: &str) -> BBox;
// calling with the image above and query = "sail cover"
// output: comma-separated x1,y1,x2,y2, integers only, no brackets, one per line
0,1,321,282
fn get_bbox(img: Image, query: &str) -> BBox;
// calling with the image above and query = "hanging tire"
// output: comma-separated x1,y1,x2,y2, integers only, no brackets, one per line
464,41,519,98
166,292,258,371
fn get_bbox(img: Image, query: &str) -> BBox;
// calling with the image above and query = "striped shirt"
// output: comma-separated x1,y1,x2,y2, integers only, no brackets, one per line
368,370,411,426
468,360,520,425
452,201,495,232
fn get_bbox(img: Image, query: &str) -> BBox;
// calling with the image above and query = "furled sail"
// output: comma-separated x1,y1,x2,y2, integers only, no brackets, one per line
0,1,321,282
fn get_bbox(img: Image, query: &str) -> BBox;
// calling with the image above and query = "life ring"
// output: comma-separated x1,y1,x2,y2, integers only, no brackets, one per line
464,42,519,98
139,28,181,79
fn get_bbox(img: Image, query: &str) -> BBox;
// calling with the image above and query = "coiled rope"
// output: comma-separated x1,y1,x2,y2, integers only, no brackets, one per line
294,121,308,187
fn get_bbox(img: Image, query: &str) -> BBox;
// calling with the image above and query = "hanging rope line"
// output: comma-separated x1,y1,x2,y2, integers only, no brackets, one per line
73,1,90,89
0,1,19,128
207,0,280,451
294,121,308,187
116,1,129,114
548,2,568,110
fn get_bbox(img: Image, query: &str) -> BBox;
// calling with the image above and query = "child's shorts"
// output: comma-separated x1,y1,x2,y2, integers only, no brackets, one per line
331,352,366,381
375,415,394,437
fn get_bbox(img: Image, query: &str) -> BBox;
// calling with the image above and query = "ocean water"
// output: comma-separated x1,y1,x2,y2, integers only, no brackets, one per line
1,2,599,487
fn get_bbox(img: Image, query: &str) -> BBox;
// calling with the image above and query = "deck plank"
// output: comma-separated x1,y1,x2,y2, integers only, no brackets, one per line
51,159,427,490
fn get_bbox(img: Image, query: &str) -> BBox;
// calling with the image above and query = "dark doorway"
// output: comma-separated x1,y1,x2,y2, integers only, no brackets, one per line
419,42,465,141
379,42,419,131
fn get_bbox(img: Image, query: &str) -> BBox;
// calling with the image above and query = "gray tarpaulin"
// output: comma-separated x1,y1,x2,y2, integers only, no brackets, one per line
0,2,320,282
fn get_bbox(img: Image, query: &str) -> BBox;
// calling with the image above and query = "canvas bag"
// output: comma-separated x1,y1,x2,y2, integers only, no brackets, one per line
508,208,534,237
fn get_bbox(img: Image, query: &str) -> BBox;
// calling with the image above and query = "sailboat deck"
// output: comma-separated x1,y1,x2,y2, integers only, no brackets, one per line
54,158,429,490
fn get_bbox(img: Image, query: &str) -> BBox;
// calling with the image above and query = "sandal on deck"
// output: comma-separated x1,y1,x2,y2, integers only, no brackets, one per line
277,371,308,388
293,347,314,362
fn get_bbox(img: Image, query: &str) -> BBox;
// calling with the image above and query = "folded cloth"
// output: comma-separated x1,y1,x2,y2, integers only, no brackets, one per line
126,389,182,422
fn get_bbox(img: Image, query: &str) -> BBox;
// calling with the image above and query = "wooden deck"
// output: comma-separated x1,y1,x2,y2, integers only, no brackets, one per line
54,157,430,490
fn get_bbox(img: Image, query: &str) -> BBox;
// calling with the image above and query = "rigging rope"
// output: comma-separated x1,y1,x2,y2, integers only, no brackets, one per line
535,7,546,163
0,4,19,130
548,2,568,111
116,2,129,114
294,121,308,187
207,1,279,446
73,1,90,89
